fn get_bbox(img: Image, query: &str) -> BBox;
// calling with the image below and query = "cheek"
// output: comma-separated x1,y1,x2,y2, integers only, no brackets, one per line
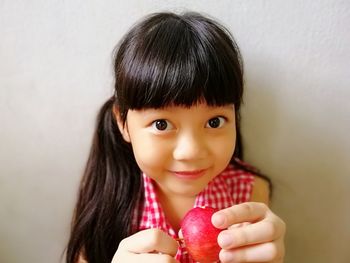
212,133,236,164
129,134,171,172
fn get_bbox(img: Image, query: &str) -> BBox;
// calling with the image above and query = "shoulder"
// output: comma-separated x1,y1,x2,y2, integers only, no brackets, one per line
250,176,270,205
225,159,270,205
76,251,88,263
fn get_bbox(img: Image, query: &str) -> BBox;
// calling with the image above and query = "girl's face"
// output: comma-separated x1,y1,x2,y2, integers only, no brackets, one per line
117,102,236,198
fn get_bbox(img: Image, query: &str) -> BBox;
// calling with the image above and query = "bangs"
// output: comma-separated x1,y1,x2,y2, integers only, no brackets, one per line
114,12,243,112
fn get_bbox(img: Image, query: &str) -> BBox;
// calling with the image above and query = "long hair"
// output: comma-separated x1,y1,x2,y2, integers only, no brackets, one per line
66,11,270,263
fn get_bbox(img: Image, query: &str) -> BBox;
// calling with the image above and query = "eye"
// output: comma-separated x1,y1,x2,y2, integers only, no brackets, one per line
206,116,226,128
151,119,173,131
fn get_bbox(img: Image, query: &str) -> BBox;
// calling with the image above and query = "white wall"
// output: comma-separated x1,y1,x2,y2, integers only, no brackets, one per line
1,1,349,262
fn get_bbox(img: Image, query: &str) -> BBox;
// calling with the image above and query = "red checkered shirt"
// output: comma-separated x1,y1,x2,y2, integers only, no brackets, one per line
133,161,255,262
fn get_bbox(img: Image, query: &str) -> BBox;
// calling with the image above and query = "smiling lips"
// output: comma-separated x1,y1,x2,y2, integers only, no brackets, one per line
172,169,207,179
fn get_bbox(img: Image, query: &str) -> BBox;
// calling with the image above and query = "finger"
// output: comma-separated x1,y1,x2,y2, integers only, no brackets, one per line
119,228,179,256
212,202,268,229
132,253,180,263
218,217,285,249
228,222,252,229
219,240,284,263
114,250,180,263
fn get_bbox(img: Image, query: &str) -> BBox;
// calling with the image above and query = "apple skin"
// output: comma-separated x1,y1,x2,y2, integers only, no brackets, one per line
181,207,222,263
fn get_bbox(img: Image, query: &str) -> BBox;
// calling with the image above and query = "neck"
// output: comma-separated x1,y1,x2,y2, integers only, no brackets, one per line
155,187,196,232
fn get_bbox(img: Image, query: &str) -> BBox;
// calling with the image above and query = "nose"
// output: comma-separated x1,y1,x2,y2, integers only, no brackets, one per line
173,130,209,161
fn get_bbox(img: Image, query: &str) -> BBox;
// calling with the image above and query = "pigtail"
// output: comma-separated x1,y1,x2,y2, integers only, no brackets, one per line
66,97,142,263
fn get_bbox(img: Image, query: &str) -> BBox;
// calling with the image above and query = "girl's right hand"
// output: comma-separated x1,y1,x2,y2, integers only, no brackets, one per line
111,228,179,263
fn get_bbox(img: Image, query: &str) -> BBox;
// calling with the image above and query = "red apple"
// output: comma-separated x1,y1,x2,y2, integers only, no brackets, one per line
180,207,222,263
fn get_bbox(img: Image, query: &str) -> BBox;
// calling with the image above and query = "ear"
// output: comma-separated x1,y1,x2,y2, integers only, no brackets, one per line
112,105,131,143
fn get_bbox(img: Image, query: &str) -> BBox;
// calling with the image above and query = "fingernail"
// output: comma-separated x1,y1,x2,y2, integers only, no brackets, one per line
178,229,183,239
218,232,233,248
212,214,226,227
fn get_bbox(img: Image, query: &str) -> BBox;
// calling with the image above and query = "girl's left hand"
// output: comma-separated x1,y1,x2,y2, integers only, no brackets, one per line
211,202,285,262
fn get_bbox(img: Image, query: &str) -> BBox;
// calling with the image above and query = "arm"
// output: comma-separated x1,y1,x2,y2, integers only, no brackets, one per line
250,176,270,205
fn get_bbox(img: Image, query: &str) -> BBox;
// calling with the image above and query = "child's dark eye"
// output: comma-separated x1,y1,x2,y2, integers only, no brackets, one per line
206,117,226,128
151,119,173,131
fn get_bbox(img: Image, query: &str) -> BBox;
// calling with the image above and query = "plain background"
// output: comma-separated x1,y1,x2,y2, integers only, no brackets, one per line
1,1,349,262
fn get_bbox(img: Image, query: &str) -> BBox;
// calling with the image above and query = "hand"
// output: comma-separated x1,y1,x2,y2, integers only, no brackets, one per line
211,202,285,262
111,228,179,263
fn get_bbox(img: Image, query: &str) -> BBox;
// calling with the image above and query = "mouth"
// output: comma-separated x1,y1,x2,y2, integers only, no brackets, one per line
170,169,207,179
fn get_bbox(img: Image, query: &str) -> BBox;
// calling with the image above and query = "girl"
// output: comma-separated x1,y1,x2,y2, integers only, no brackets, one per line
66,12,285,263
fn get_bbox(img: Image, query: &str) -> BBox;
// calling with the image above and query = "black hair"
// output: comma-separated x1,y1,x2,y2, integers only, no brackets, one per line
66,11,271,263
